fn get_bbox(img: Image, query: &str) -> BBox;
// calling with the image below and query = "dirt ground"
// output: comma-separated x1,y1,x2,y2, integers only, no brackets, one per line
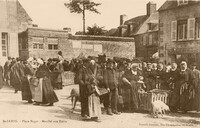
0,85,199,128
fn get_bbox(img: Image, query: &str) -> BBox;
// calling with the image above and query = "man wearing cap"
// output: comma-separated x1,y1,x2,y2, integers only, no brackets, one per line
177,61,195,113
190,62,200,112
104,59,120,115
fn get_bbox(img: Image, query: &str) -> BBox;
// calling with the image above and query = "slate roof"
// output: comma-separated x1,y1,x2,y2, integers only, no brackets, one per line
158,0,200,12
135,12,159,35
17,1,32,22
124,15,148,35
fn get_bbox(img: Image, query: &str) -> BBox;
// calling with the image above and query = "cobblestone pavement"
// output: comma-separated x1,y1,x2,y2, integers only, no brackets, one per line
0,85,200,128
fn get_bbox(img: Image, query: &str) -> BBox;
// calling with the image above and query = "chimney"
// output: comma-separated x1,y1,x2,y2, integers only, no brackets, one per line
147,1,156,16
120,15,128,25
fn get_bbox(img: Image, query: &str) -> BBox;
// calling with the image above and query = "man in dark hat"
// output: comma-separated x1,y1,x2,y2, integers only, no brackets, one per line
104,59,120,115
78,58,90,118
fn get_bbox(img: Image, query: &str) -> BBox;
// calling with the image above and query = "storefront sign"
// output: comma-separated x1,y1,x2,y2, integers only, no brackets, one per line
169,47,199,54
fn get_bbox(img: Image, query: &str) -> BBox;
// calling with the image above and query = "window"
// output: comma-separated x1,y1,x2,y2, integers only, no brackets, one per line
2,33,8,57
148,23,157,31
48,44,58,50
178,0,188,5
39,44,44,49
53,44,58,50
149,34,153,45
196,18,200,39
177,20,187,40
143,35,146,45
48,44,52,50
187,18,195,40
33,43,38,49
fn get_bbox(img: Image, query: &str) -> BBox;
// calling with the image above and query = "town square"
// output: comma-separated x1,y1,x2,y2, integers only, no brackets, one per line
0,0,200,128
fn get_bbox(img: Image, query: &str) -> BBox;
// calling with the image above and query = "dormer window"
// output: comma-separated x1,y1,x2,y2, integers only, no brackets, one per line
178,0,188,6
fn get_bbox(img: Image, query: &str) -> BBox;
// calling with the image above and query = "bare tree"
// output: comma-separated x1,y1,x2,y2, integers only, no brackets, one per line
64,0,101,34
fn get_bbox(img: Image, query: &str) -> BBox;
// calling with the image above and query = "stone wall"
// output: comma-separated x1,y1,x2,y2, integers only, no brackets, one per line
19,28,135,60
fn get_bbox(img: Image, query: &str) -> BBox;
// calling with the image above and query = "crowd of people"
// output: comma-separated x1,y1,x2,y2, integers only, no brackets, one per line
75,56,200,121
0,51,200,122
2,56,59,106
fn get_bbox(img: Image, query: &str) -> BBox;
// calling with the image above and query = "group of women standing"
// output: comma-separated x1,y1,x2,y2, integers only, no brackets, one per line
4,57,59,106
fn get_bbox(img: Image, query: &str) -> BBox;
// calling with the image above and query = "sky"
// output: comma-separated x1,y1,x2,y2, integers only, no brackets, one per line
18,0,166,34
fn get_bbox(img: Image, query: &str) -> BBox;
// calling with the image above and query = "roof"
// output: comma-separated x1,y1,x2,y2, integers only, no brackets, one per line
124,15,148,35
17,1,32,22
158,0,200,12
135,12,159,35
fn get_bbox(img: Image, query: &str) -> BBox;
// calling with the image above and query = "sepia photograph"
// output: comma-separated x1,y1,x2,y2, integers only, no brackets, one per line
0,0,200,128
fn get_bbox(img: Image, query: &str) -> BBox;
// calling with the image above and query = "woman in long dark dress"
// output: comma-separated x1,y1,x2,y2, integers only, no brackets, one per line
122,63,143,112
177,61,195,113
35,59,58,106
21,60,35,103
0,64,4,89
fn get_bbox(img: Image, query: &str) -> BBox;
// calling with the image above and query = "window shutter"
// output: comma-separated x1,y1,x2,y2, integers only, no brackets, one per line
187,18,195,40
171,21,177,41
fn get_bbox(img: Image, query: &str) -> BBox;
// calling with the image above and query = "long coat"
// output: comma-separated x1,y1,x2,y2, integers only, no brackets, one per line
4,60,11,80
35,64,58,104
21,64,35,101
0,66,4,89
191,69,200,111
168,69,180,111
143,69,156,91
177,69,195,112
122,69,142,111
10,62,25,91
78,65,101,118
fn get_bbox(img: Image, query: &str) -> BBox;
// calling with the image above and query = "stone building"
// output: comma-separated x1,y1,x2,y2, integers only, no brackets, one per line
105,2,159,61
19,28,135,60
18,27,70,60
158,0,200,66
133,10,159,61
0,0,32,64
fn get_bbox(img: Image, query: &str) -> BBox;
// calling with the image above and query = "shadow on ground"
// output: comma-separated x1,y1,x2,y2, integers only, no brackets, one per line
47,106,82,121
144,112,200,125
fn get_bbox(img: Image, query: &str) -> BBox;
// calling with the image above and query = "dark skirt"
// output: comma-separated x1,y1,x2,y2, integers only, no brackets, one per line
0,72,4,89
121,81,140,111
42,77,59,104
21,77,32,101
4,71,10,80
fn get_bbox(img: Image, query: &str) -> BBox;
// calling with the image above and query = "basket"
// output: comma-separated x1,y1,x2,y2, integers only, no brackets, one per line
139,89,171,112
